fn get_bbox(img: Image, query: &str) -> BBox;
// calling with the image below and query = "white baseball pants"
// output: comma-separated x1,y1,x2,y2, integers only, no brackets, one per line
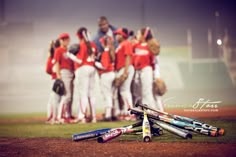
75,65,96,120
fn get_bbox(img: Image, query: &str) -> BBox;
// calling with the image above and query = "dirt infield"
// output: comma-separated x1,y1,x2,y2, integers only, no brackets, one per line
0,138,236,157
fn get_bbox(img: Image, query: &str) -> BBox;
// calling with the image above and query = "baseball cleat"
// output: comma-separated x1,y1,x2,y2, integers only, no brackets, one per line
63,118,75,124
101,118,112,122
91,118,97,123
73,118,87,124
111,116,119,121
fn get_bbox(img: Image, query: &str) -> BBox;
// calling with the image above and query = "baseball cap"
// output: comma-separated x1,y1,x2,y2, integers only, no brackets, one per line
113,28,129,38
59,33,70,39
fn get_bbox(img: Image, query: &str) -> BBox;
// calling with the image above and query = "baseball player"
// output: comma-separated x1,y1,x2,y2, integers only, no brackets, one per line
93,16,120,121
74,27,97,123
54,33,75,123
113,28,135,120
132,27,157,109
153,56,166,111
45,39,61,124
134,27,165,111
95,35,115,121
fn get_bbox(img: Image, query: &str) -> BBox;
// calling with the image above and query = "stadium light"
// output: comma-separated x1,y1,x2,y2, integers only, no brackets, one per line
217,39,222,46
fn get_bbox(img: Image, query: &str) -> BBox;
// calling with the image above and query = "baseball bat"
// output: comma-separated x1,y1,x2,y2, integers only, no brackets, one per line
135,103,224,135
130,108,218,137
149,119,192,139
72,128,111,141
97,127,140,143
142,110,152,142
97,121,142,143
126,127,163,136
141,113,192,139
73,121,142,142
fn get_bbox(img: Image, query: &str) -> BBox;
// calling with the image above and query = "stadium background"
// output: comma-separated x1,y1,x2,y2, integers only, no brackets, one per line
0,0,235,113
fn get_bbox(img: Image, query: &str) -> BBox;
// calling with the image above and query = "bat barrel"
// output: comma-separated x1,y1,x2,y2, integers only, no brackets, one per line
72,128,111,142
150,119,192,139
143,136,151,142
97,129,123,143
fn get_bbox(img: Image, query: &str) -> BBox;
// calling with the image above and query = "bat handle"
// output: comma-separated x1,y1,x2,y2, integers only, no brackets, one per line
131,121,142,128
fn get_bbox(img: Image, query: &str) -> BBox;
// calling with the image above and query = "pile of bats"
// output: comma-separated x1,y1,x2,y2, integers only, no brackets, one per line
72,103,225,143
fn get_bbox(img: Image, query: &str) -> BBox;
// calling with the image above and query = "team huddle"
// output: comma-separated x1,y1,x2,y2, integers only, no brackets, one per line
45,16,167,124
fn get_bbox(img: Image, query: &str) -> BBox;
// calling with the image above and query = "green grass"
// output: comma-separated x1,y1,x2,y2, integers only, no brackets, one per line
0,113,46,120
0,118,236,143
161,46,189,58
0,121,131,138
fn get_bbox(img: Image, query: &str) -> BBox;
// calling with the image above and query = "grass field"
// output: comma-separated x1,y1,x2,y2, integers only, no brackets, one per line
161,46,189,58
0,114,236,143
1,113,236,157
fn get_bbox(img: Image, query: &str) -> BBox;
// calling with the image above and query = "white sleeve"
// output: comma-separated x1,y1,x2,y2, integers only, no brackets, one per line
95,61,105,70
66,52,82,64
154,56,161,79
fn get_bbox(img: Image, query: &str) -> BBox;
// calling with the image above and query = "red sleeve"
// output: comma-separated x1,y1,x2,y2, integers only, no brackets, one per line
91,42,97,55
54,48,61,64
77,43,86,60
124,41,133,56
101,51,110,69
132,43,139,50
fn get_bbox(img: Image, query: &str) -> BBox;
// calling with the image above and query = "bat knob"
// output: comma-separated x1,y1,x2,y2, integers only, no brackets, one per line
186,133,193,139
97,137,104,143
210,130,218,137
143,136,151,142
218,129,225,136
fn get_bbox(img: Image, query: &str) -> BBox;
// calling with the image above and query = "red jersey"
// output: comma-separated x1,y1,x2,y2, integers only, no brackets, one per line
98,50,114,74
46,57,57,79
54,47,74,71
133,43,155,70
74,41,97,70
115,40,133,70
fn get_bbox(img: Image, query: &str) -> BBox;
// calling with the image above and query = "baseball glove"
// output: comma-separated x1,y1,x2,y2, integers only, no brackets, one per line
113,73,128,87
69,43,80,55
148,38,160,56
153,78,167,96
52,79,65,96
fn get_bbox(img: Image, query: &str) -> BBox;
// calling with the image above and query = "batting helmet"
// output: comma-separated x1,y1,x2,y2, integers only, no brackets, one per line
52,79,65,96
69,43,80,55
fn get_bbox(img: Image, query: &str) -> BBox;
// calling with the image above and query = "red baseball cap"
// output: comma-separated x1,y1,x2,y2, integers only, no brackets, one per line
59,33,70,39
113,28,128,38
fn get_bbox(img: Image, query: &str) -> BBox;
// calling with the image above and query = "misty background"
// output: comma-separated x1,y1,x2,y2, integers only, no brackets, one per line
0,0,236,113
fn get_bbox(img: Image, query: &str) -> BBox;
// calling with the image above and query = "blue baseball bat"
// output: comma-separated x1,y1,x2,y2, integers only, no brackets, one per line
72,128,111,141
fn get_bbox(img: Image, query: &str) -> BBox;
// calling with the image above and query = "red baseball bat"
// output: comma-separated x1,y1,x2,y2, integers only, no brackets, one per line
97,121,142,143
